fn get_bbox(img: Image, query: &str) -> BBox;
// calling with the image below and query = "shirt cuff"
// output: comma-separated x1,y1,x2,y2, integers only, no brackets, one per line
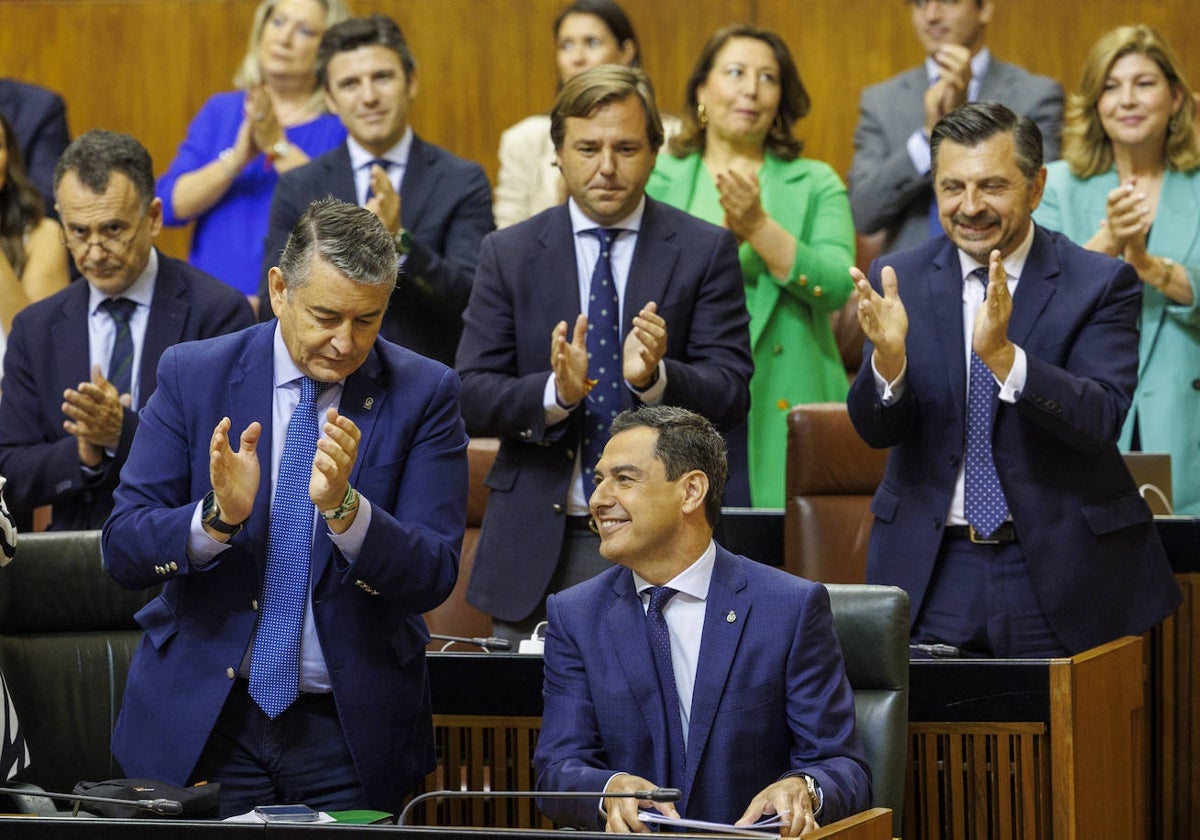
998,345,1027,403
871,354,908,405
907,129,932,176
187,500,231,569
326,495,372,560
627,360,667,405
544,373,574,426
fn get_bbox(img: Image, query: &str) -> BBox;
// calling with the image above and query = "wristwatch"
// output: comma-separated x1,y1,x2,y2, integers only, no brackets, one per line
800,774,823,817
319,485,360,521
201,490,245,537
393,227,413,255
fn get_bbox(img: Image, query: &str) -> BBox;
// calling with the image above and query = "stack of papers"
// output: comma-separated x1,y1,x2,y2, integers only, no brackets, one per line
638,810,785,836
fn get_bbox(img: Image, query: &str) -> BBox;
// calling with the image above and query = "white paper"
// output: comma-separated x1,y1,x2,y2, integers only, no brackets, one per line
637,809,784,836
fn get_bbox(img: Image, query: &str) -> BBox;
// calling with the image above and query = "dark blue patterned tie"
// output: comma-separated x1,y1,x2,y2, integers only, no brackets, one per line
645,586,686,785
582,228,622,476
100,297,137,397
249,376,328,718
364,158,392,203
964,268,1009,538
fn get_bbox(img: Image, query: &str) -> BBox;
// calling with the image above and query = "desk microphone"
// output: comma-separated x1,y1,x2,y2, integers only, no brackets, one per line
0,785,183,815
396,787,682,827
429,633,512,652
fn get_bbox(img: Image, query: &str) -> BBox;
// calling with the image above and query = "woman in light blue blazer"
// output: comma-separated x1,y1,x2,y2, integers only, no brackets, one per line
1034,25,1200,515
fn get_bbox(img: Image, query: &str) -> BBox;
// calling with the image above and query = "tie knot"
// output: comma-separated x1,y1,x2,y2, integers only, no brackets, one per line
590,227,621,249
366,158,392,172
968,267,989,284
100,297,137,324
299,376,330,406
646,586,678,615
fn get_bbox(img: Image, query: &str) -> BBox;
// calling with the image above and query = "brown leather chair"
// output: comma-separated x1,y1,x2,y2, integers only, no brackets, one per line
422,437,498,650
784,403,887,584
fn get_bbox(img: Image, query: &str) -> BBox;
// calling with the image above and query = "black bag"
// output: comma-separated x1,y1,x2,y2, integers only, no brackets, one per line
70,778,221,819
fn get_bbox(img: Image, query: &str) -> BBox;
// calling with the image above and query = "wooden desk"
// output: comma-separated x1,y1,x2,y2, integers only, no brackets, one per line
904,637,1144,840
422,638,1145,840
1149,516,1200,840
0,808,893,839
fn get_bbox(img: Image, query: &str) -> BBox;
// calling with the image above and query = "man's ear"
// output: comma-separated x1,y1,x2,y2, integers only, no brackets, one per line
679,470,710,516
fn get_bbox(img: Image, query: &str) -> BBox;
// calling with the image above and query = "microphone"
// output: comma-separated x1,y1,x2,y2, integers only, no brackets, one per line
396,787,682,826
428,633,512,652
0,785,183,815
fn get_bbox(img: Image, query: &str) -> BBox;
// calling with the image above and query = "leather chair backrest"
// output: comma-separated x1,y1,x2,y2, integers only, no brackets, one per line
826,583,910,838
785,404,887,583
0,531,157,795
423,437,496,649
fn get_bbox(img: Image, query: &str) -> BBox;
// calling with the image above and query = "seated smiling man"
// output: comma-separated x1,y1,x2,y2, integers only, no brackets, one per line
533,405,870,836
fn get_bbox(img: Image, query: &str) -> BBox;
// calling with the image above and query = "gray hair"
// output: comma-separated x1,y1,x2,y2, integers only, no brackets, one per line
53,130,156,211
278,197,397,292
931,101,1044,185
609,405,727,528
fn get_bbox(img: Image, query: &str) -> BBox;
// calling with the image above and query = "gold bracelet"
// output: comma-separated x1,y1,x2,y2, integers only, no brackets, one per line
1157,257,1175,291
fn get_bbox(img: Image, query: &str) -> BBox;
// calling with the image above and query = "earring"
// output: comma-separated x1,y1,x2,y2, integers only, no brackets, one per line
697,102,708,129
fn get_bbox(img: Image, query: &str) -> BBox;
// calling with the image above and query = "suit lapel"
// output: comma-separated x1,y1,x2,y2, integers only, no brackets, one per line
607,572,673,786
683,548,749,801
1007,227,1058,348
228,327,278,557
399,135,438,226
310,347,388,584
1142,173,1200,372
626,199,681,333
922,241,970,420
138,253,187,404
327,145,357,204
535,207,589,327
56,282,93,391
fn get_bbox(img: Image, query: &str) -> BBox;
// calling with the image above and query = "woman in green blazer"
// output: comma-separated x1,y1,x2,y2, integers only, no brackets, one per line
1034,25,1200,515
647,25,854,507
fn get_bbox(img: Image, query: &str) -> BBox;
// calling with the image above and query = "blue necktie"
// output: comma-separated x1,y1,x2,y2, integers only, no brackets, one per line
964,268,1010,538
645,586,686,786
364,158,392,203
582,228,622,476
249,376,328,718
101,297,137,398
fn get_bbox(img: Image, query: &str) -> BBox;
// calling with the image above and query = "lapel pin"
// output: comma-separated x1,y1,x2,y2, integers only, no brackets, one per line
363,397,374,411
726,610,736,624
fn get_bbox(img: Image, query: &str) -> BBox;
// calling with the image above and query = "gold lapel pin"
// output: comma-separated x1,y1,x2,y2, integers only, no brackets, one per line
363,397,374,410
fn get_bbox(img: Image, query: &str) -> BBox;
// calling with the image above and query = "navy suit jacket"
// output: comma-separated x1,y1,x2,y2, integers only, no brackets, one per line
848,59,1063,255
0,252,253,530
0,78,70,216
846,227,1182,653
258,138,494,365
102,322,468,812
455,200,753,621
534,546,871,828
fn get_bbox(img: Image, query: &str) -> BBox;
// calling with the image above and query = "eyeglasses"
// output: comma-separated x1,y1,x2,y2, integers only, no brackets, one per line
60,214,148,256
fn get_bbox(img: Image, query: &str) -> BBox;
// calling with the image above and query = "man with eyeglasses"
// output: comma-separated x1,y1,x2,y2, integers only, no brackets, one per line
0,130,253,531
849,0,1064,256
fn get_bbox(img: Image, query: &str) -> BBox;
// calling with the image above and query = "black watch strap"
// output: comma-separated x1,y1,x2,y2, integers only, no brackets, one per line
201,490,244,536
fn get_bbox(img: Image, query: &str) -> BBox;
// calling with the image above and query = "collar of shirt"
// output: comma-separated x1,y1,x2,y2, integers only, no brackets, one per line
567,194,645,306
87,248,159,410
924,46,991,102
87,247,158,316
348,127,413,204
632,539,716,606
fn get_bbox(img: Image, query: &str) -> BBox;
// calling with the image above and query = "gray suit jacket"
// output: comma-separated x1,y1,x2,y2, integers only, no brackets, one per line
849,58,1063,255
